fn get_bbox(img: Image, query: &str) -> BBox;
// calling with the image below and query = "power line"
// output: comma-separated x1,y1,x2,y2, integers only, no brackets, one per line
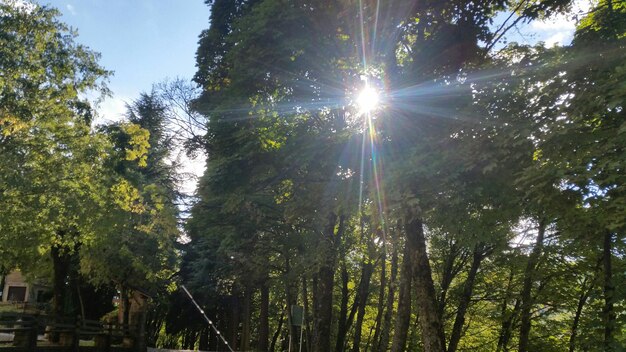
180,285,234,352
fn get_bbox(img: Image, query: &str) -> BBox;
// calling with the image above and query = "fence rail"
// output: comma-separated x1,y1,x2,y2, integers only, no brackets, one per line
0,312,135,351
0,301,49,314
147,349,250,352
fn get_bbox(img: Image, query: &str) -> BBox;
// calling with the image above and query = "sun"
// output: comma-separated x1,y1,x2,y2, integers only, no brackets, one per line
356,85,380,114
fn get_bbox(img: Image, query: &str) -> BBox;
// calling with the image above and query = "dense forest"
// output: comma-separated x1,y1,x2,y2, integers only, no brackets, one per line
1,0,625,351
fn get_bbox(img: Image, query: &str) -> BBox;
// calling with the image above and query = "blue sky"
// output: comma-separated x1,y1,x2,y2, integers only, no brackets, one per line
37,0,209,122
32,0,589,194
37,0,590,123
34,0,210,193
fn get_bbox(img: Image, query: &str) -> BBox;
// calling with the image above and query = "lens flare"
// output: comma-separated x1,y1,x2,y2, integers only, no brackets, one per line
356,85,379,114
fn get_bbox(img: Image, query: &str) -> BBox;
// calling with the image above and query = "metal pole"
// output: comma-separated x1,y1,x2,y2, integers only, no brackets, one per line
298,324,304,352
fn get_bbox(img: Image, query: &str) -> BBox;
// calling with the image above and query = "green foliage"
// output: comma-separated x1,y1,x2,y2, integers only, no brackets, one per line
177,0,626,351
82,92,180,291
0,2,178,323
0,0,111,272
2,0,625,350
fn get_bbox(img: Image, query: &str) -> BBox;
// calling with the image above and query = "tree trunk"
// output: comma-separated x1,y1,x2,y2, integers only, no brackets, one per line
603,231,615,351
312,213,344,352
447,244,485,352
390,242,412,352
73,272,85,320
352,262,374,352
336,261,351,352
314,251,335,352
497,298,520,352
302,277,312,352
135,302,148,352
496,268,517,352
371,253,387,352
518,220,545,352
51,244,71,318
404,216,446,352
270,309,285,352
259,283,270,351
343,296,360,351
121,285,130,326
310,273,317,349
50,243,73,343
241,287,252,351
199,326,209,351
229,295,240,351
568,277,591,352
438,241,459,319
284,248,298,351
378,239,398,352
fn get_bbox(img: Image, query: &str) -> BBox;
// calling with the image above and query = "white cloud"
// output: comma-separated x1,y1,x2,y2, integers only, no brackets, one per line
92,94,205,195
94,96,127,125
526,0,593,47
6,0,36,13
544,32,569,47
531,0,592,31
531,15,576,31
177,152,205,196
65,3,76,15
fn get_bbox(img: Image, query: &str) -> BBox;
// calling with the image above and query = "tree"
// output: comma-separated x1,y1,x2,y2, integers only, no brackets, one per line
83,92,180,325
0,0,113,318
175,0,626,351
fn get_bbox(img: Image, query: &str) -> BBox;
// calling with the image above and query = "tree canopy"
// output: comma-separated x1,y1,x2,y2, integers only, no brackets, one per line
1,0,624,351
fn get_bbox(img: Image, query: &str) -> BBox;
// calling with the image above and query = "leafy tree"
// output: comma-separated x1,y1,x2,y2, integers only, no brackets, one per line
83,92,180,324
0,0,113,317
169,0,626,351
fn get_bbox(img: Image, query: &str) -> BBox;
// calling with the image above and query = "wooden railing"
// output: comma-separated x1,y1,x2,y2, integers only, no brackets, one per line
0,312,136,351
0,301,49,314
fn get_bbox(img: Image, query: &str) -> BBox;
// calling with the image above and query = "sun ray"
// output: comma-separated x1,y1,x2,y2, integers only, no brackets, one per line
366,113,388,245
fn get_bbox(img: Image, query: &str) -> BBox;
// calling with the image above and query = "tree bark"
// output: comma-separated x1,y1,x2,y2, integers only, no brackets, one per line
312,213,344,352
496,268,518,352
390,242,412,352
241,287,252,351
603,231,615,351
438,241,459,319
352,262,374,352
568,277,591,352
259,283,270,351
497,298,520,352
75,277,85,320
270,309,285,352
404,216,446,352
343,295,360,351
51,244,71,318
302,277,312,352
229,295,240,351
121,285,130,326
518,220,545,352
314,262,335,352
199,326,209,351
336,261,351,352
284,247,298,351
50,243,73,343
371,253,387,352
447,244,485,352
378,239,398,352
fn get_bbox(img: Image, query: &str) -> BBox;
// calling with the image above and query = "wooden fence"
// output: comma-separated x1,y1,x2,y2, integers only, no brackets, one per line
0,312,136,351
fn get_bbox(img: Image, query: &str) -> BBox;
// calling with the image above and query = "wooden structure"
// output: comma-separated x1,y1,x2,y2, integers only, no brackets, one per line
0,312,136,351
1,270,50,304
